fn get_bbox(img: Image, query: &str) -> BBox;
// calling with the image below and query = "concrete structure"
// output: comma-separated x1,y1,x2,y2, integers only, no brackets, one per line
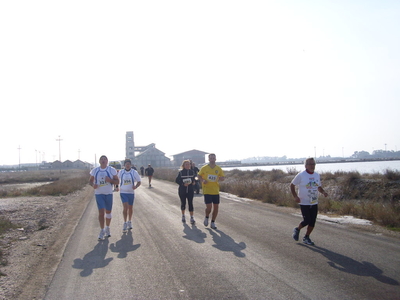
125,131,171,168
126,131,135,162
172,149,209,166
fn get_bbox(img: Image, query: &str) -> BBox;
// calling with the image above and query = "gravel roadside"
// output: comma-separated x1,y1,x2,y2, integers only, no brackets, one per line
0,186,93,300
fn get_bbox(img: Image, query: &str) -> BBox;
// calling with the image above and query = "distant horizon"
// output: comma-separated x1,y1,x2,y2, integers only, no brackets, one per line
2,148,399,168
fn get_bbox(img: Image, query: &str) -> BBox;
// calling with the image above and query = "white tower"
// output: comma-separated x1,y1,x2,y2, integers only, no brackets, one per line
126,131,135,161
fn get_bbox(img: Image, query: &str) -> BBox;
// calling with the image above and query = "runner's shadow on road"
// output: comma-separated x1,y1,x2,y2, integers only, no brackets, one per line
300,244,399,285
206,228,246,257
72,239,113,277
182,223,207,243
110,231,141,258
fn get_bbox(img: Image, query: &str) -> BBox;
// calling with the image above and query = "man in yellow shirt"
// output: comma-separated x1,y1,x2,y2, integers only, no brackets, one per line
198,153,225,229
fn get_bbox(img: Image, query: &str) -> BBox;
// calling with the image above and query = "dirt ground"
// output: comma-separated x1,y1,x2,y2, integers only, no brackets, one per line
0,186,93,300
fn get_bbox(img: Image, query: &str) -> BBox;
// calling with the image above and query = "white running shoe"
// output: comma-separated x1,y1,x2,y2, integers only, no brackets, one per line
98,229,105,240
210,222,217,229
127,220,132,230
190,217,195,224
123,222,128,231
105,226,111,237
204,217,209,227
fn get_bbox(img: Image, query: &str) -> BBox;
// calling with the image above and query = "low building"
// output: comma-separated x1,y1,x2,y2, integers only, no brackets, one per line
63,160,74,168
172,149,209,166
52,160,92,170
52,160,62,170
134,144,171,168
73,160,91,169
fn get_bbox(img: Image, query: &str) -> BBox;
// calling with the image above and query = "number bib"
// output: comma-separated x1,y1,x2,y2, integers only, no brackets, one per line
207,174,217,182
183,178,192,184
99,176,107,187
123,179,133,186
309,190,318,204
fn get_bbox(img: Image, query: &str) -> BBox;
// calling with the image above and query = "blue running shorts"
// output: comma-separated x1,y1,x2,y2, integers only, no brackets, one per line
95,194,113,211
121,193,135,206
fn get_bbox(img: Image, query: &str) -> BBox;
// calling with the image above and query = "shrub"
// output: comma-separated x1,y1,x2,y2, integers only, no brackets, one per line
154,168,179,182
383,169,400,181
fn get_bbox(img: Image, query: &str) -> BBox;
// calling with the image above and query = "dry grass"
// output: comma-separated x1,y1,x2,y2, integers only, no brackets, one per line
0,169,89,198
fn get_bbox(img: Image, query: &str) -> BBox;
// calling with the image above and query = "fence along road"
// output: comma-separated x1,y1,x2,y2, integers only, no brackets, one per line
45,179,400,299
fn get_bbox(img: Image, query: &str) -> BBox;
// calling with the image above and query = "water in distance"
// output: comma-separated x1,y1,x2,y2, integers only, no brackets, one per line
222,160,400,174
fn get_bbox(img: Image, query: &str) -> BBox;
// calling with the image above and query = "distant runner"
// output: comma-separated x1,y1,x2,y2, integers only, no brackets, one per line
145,164,155,187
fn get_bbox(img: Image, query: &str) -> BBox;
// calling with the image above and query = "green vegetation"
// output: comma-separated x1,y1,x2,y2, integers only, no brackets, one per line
155,167,400,229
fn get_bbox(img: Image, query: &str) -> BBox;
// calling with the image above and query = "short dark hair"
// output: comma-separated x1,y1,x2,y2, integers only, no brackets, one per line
124,158,131,165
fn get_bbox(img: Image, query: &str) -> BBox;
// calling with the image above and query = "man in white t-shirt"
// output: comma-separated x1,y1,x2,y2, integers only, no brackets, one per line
290,157,328,245
118,159,141,231
89,155,119,240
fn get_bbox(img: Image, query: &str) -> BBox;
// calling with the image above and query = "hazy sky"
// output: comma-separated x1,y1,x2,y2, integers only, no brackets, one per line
1,0,399,165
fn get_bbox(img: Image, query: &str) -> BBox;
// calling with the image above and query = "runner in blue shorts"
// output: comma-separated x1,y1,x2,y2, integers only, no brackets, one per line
118,159,141,231
89,155,119,240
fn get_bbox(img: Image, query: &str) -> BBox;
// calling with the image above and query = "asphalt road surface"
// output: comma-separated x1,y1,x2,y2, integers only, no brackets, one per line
45,179,400,299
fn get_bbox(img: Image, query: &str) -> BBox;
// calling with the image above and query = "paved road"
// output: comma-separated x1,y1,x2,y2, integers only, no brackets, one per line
45,179,400,299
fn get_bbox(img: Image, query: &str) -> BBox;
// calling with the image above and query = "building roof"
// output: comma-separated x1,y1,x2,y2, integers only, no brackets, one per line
172,149,209,156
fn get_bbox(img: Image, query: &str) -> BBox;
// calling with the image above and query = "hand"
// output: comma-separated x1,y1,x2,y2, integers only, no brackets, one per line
105,176,112,183
93,184,99,189
294,196,300,203
323,192,328,197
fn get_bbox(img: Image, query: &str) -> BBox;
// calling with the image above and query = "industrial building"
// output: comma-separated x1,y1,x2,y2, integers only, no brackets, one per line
125,131,171,168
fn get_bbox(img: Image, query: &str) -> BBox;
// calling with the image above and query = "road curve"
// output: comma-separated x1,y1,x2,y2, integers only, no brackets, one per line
45,179,400,299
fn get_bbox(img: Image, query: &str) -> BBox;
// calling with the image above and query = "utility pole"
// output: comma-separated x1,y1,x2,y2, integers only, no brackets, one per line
17,145,21,170
56,136,63,162
56,135,63,173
